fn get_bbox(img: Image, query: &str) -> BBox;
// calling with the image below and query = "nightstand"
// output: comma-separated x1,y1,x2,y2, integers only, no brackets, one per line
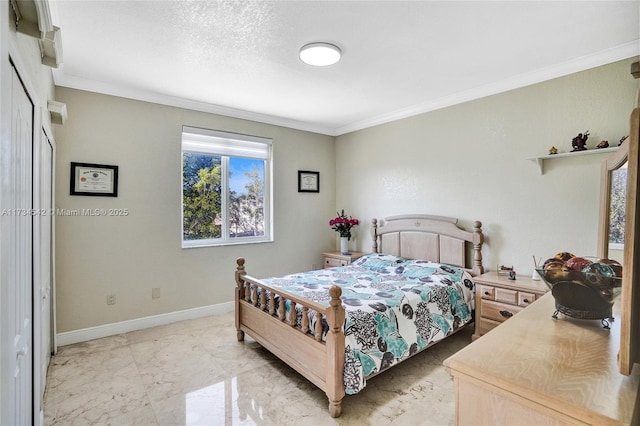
322,251,365,269
472,271,548,340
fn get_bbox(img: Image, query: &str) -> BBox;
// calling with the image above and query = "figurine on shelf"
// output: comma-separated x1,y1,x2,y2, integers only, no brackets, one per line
570,131,590,152
620,135,628,146
549,146,558,155
596,140,609,149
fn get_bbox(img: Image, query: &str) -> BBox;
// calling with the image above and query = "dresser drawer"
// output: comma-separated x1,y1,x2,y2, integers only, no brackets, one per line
495,287,518,304
323,251,365,269
325,257,348,268
479,285,495,300
481,300,524,323
478,317,501,335
518,292,537,307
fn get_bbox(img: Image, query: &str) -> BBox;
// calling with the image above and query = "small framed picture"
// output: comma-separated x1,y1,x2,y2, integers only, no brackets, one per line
298,170,319,193
70,162,119,197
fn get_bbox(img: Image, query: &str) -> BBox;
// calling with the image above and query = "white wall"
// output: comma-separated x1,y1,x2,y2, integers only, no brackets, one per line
54,88,336,333
336,58,640,277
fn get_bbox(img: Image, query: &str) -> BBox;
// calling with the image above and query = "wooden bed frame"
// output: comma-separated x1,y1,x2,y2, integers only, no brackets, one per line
234,214,484,417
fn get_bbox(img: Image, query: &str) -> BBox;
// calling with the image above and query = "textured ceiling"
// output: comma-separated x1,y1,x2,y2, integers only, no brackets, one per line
51,1,639,136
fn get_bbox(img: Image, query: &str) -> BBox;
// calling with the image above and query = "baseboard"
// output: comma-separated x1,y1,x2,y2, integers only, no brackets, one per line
56,301,234,347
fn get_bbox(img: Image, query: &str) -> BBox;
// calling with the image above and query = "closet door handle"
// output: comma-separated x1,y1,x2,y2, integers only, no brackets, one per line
499,310,513,319
16,346,28,359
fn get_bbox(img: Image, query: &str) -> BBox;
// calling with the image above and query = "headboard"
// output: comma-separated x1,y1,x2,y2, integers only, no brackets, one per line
371,214,484,276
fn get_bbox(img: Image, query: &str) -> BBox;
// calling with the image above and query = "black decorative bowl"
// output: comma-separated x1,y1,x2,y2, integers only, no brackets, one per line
535,267,622,328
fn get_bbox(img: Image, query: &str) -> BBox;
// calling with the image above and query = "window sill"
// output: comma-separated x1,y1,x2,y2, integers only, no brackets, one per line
182,237,273,249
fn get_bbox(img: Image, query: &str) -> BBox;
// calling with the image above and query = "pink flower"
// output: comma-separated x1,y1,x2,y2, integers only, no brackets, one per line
329,209,359,240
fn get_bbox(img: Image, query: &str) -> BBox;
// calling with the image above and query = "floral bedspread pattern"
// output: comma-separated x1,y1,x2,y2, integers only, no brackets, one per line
260,253,476,395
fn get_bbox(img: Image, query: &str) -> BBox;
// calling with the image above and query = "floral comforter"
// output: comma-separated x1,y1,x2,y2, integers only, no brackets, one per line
260,253,476,395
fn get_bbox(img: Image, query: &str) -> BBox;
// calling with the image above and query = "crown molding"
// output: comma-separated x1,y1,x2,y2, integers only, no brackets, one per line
52,69,338,136
53,41,638,138
335,41,640,136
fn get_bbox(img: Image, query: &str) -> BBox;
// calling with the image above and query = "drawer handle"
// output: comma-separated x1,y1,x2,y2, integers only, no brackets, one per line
484,291,490,296
522,298,530,303
499,310,514,318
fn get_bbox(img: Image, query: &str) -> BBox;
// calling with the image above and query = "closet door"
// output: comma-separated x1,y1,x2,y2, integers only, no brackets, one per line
7,61,34,426
33,129,54,415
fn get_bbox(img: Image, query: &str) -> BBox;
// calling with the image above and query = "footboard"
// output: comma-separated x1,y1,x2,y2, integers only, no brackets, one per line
234,258,346,417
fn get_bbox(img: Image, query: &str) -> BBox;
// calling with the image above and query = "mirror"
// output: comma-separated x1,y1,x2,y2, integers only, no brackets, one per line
598,141,629,261
609,164,628,262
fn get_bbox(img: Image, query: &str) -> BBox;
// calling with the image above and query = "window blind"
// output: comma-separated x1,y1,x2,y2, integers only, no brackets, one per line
182,126,271,160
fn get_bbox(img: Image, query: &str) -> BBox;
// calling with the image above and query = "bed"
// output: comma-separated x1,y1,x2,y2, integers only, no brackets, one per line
234,214,484,417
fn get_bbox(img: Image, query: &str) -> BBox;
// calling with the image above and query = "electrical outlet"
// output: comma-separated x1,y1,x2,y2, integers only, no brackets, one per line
107,293,116,305
152,287,160,299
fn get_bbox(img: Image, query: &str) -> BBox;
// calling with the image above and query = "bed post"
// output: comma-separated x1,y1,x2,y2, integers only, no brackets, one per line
371,218,379,253
235,257,246,342
325,285,346,418
472,221,484,275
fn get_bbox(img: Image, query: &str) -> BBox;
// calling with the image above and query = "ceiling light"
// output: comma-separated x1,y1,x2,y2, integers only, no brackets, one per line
299,42,341,66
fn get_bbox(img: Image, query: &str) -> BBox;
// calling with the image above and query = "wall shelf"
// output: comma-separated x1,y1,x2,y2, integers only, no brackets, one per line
528,146,619,174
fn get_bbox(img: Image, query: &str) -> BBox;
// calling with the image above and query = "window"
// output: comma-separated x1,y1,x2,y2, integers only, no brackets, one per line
609,164,627,250
181,126,272,247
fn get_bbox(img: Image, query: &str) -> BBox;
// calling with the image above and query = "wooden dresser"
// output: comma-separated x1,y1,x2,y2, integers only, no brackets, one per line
473,271,548,340
444,293,640,425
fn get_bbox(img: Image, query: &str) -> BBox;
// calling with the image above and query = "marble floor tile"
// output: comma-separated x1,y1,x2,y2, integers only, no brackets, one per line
44,312,471,425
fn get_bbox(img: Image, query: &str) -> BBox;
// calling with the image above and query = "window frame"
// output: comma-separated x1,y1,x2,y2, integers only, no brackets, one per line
181,126,273,248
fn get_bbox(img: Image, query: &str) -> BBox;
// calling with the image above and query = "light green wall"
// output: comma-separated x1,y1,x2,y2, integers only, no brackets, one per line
336,57,639,277
54,89,336,332
55,57,639,333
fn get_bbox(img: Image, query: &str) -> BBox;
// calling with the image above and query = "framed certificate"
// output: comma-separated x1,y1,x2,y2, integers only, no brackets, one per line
298,170,319,193
70,162,119,197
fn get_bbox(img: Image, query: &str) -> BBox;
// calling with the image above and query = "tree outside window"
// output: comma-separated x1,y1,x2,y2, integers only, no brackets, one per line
609,166,627,247
181,127,271,247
